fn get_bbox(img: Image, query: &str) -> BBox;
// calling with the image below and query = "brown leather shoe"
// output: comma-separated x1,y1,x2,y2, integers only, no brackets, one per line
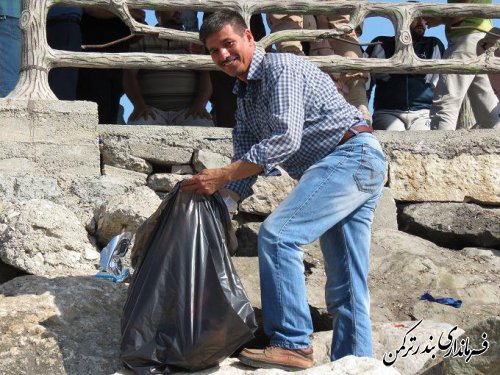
238,346,314,371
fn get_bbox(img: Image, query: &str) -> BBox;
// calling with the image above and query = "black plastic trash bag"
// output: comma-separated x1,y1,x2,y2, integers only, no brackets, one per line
120,185,257,374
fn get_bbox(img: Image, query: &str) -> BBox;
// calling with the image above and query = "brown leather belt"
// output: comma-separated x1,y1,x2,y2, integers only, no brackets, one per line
338,125,373,146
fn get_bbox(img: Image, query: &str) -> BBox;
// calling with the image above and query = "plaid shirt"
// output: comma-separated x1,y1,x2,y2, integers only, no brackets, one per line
226,49,365,200
0,0,21,17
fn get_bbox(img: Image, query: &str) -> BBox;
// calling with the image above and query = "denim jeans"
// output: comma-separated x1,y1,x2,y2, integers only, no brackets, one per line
257,132,386,360
0,16,21,98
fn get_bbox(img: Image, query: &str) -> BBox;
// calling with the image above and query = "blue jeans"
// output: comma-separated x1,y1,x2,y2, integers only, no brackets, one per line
257,133,386,360
0,16,21,98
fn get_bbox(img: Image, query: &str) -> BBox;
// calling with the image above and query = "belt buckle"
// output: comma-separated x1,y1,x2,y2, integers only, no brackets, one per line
0,15,7,21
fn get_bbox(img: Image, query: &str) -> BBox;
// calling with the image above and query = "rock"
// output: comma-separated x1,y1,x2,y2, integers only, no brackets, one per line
239,171,297,216
147,173,186,192
96,186,161,246
171,164,193,175
192,149,231,172
101,139,153,174
102,165,148,186
372,320,464,375
461,247,500,268
373,188,398,231
376,130,500,205
232,257,261,309
128,143,192,167
399,203,500,249
235,222,261,256
0,200,98,277
420,316,499,375
0,259,25,284
369,229,500,328
0,275,128,375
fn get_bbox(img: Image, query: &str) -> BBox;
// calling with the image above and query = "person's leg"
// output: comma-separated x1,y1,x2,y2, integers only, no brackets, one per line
320,192,381,360
0,16,21,97
430,34,481,130
267,14,304,55
372,110,406,131
256,133,385,351
407,109,431,131
172,108,214,126
465,37,500,129
47,20,81,100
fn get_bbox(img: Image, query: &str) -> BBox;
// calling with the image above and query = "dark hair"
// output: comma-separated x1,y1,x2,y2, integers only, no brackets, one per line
199,11,248,44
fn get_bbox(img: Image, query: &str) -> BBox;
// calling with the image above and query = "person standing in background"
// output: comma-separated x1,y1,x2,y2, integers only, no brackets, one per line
77,7,145,124
0,0,21,98
427,0,500,130
47,7,83,100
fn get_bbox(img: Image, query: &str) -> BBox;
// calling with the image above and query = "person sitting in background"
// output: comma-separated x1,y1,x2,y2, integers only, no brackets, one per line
47,6,83,100
366,16,445,131
0,0,21,98
124,10,213,126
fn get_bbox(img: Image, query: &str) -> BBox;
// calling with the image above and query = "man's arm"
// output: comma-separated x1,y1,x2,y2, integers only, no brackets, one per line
123,69,156,121
186,71,212,120
425,0,472,28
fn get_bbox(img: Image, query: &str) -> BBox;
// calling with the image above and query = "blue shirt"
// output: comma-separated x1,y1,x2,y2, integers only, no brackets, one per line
227,49,365,199
0,0,21,17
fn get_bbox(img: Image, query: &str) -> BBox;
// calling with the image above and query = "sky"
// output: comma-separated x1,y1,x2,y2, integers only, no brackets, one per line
119,0,499,122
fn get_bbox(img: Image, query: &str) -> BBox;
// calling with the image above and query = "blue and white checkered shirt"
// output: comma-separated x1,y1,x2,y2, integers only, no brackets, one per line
226,49,366,200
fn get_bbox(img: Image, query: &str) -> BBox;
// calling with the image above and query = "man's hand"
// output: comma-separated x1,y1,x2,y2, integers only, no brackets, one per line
180,168,231,196
129,105,156,121
181,160,263,196
185,104,212,120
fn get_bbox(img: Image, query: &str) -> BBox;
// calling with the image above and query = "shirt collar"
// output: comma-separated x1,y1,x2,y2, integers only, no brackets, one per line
233,48,265,97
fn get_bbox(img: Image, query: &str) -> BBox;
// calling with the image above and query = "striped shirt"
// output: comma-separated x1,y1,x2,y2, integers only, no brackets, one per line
0,0,21,17
227,49,365,199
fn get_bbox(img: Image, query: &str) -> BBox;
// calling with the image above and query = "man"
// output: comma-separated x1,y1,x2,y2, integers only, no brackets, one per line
0,0,21,98
366,16,445,130
124,10,213,126
426,0,500,130
181,11,386,371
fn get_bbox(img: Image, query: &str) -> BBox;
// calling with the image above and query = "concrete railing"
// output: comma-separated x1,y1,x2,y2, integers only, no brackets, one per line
7,0,500,100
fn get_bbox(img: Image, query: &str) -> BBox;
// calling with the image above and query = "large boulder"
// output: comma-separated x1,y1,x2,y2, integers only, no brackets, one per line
369,229,500,328
377,130,500,205
96,186,161,246
421,316,500,375
0,200,98,277
0,275,128,375
0,275,398,375
372,320,464,375
399,203,500,249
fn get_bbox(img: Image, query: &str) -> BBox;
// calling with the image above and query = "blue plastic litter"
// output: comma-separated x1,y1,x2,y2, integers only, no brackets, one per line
96,232,132,283
420,292,462,308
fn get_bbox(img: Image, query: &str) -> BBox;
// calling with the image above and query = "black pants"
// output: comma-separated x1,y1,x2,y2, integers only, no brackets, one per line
77,68,123,124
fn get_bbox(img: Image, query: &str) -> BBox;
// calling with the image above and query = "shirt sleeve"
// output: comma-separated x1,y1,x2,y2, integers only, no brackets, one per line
224,112,259,200
239,64,305,175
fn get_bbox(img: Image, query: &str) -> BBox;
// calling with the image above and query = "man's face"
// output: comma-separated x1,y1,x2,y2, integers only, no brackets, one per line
410,17,426,39
205,24,256,82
